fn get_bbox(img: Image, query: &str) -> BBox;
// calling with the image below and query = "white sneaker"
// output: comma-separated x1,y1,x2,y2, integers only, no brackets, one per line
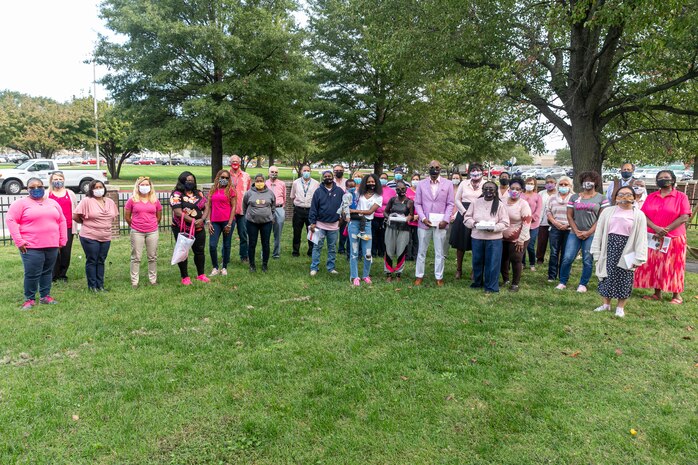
310,270,318,276
594,305,610,312
220,268,227,276
615,307,625,318
555,283,566,290
209,268,219,276
329,269,339,275
577,285,587,293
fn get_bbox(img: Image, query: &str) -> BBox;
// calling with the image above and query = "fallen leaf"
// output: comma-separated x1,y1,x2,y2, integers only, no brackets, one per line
19,352,31,360
630,428,637,436
72,415,79,421
274,338,284,344
570,350,581,358
682,336,692,340
394,288,402,292
470,358,478,364
246,305,254,310
231,285,238,291
615,349,623,356
280,296,311,303
203,318,210,324
687,326,695,332
400,376,409,381
489,340,496,346
445,394,455,401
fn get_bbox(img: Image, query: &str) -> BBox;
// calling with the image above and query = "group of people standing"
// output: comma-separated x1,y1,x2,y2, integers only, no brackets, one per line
7,158,692,316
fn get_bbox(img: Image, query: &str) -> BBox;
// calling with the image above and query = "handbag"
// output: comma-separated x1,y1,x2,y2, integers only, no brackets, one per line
171,219,196,265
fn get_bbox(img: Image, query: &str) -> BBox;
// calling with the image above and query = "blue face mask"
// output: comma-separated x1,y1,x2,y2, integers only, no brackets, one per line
302,172,310,180
621,171,633,180
52,180,64,189
394,173,403,181
380,179,388,186
29,187,44,199
558,186,570,195
347,187,356,193
354,177,362,185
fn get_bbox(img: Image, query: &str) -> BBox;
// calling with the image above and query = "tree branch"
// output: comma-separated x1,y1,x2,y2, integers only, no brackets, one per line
601,104,698,128
601,126,698,156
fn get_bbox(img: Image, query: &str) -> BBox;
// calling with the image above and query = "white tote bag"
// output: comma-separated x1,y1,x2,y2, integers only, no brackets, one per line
171,220,196,265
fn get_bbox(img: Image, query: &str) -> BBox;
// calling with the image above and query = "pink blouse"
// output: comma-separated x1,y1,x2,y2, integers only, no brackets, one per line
502,199,532,242
523,192,542,229
455,181,483,214
608,207,634,237
75,197,119,242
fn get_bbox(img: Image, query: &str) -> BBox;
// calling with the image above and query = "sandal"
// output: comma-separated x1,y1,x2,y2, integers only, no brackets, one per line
642,295,661,301
670,298,683,305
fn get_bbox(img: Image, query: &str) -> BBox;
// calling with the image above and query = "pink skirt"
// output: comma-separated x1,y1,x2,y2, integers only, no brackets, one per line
633,234,687,293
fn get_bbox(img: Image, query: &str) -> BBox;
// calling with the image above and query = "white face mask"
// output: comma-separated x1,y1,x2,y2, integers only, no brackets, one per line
93,188,105,198
139,185,151,194
525,184,535,192
632,187,645,195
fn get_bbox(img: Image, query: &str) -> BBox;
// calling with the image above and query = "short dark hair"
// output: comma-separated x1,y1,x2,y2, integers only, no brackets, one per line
359,173,383,195
254,173,265,182
395,180,407,189
333,164,344,170
509,177,525,190
578,171,602,191
615,185,635,200
469,163,483,173
656,169,676,186
86,179,106,198
499,171,510,178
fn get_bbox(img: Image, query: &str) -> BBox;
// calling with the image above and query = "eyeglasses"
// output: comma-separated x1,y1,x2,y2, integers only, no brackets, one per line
269,172,278,174
616,194,634,199
220,176,230,179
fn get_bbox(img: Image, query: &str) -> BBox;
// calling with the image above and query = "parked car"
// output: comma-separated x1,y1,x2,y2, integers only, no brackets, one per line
602,169,620,181
0,157,7,164
81,157,107,165
546,167,567,179
133,158,156,165
0,159,108,194
7,154,29,164
680,170,694,181
187,159,206,166
55,157,74,166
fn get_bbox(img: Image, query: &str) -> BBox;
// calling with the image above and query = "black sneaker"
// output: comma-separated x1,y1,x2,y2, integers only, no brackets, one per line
249,265,256,273
262,264,268,272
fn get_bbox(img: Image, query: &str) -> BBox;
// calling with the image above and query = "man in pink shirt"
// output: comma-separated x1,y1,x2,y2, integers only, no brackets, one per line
229,154,252,262
266,165,287,259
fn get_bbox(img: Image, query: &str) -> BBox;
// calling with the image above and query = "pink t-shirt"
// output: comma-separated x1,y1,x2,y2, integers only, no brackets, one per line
641,189,691,238
406,187,418,226
125,198,162,233
209,188,235,222
75,197,119,242
608,207,634,237
375,186,396,218
49,191,73,229
6,197,67,248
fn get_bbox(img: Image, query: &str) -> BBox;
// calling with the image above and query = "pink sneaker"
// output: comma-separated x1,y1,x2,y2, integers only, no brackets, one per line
363,277,372,285
40,296,57,305
352,278,361,287
21,299,35,310
181,277,192,286
196,274,210,283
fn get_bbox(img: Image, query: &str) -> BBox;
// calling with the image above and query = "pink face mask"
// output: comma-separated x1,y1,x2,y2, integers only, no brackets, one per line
509,190,521,199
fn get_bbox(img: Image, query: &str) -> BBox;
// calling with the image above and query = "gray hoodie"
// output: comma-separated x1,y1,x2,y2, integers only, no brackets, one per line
242,186,276,224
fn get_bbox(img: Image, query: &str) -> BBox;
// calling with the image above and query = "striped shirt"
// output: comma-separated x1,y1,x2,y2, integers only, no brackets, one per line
546,194,571,227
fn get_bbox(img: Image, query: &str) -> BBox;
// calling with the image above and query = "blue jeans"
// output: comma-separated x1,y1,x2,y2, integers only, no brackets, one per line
271,207,285,258
230,214,248,260
79,237,111,290
349,219,372,279
209,221,232,269
21,247,59,301
471,238,503,292
311,229,338,272
523,227,539,266
547,227,569,280
559,232,595,286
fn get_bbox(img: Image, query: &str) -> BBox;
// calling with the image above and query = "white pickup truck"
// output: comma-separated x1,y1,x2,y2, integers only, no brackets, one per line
0,159,108,194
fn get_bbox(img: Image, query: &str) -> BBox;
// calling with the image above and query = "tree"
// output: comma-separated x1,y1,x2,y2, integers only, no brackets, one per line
555,147,572,166
0,91,82,158
95,0,305,180
402,0,698,187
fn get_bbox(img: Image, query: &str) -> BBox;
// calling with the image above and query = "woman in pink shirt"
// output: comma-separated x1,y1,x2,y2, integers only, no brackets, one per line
406,173,420,261
6,177,67,309
204,170,236,276
634,170,692,304
372,172,396,258
74,180,119,292
450,164,483,279
500,178,532,292
522,176,542,271
125,177,162,287
47,171,77,282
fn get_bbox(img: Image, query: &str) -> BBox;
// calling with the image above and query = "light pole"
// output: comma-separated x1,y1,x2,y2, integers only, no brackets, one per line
93,58,100,171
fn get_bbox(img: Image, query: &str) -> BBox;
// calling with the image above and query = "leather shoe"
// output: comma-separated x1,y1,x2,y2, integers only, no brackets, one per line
455,270,462,280
436,279,444,287
414,278,423,286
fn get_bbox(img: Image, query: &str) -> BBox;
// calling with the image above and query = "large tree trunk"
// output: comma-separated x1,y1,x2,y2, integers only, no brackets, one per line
569,116,604,192
211,125,223,181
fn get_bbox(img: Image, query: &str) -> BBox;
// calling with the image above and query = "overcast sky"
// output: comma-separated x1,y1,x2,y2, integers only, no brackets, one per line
0,0,565,152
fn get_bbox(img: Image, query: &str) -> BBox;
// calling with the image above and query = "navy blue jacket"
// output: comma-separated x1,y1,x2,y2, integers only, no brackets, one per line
309,182,344,225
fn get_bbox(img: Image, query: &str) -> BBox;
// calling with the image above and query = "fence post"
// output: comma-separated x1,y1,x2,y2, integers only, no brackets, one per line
106,185,120,239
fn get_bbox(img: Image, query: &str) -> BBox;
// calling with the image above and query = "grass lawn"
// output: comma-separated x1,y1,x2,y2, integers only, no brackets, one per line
0,229,696,464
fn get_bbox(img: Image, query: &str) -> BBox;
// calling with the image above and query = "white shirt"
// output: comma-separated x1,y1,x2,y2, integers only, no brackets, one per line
357,194,382,220
539,189,554,226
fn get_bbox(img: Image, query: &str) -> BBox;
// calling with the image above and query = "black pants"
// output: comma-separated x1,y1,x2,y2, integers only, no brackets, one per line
292,206,313,256
371,218,386,257
406,225,419,261
536,225,550,264
501,240,528,286
53,227,73,280
79,236,111,290
172,226,206,278
338,218,348,254
247,220,272,267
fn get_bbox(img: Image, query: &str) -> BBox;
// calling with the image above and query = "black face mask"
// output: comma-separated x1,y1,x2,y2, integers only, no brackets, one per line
396,188,406,196
657,178,672,188
429,167,440,176
483,190,496,200
366,184,375,191
323,178,333,185
499,178,509,186
184,181,196,191
334,171,344,179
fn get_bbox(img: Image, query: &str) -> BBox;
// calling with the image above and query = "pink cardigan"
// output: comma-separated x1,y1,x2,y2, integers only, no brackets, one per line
6,197,67,248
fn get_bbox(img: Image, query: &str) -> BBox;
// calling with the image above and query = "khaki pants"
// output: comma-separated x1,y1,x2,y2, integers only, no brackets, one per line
130,230,159,285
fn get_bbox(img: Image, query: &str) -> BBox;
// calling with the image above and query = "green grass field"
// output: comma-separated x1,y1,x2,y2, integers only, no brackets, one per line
0,229,696,464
